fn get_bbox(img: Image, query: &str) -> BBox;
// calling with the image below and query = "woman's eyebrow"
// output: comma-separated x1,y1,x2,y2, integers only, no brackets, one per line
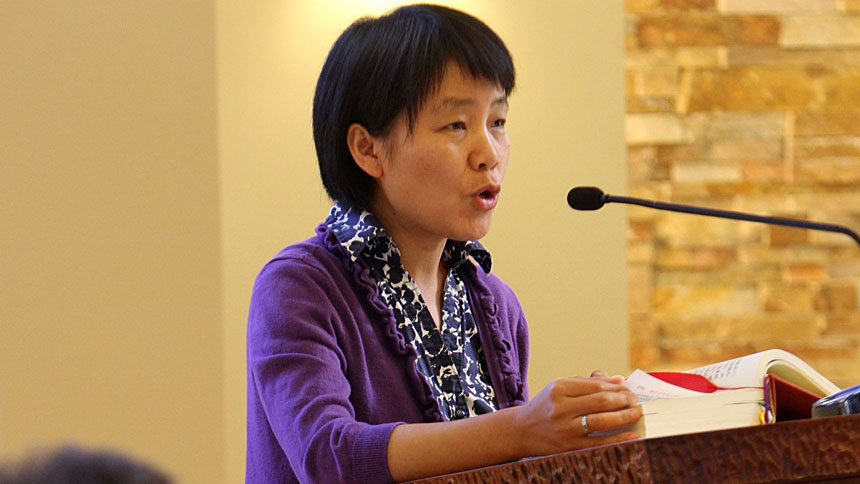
432,95,508,112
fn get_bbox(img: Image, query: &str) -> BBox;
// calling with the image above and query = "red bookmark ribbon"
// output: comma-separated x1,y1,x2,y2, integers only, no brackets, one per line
649,372,761,393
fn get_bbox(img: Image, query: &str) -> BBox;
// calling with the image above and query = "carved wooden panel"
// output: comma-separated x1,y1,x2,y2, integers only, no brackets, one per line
408,415,860,484
646,415,860,484
410,441,651,484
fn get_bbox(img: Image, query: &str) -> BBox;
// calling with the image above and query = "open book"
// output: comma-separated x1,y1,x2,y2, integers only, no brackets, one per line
608,349,841,439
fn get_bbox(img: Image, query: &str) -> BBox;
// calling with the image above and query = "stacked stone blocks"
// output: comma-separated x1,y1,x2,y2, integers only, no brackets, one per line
625,0,860,386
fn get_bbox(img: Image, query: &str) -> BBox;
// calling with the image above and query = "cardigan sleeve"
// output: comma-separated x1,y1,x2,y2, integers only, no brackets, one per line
246,251,400,484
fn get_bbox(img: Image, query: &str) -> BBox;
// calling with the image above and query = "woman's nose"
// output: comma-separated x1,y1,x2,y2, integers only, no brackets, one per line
468,128,501,171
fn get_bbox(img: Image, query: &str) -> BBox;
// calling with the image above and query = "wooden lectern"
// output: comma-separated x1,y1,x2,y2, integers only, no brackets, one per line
410,414,860,484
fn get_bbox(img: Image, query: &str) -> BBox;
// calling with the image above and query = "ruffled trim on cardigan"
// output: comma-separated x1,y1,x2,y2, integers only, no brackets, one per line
458,261,525,405
316,224,445,422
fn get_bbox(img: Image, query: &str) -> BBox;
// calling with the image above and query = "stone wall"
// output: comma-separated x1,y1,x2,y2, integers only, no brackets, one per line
625,0,860,387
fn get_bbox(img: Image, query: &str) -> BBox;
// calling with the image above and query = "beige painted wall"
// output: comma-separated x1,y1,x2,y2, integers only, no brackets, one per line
218,1,627,482
0,2,224,483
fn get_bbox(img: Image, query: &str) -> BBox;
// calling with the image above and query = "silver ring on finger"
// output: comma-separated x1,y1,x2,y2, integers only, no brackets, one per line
580,414,590,434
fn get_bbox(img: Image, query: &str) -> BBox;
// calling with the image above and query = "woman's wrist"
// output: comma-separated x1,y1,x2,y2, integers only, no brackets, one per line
494,404,531,459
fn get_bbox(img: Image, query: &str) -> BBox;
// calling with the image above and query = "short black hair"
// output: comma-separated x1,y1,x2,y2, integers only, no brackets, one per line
312,4,515,211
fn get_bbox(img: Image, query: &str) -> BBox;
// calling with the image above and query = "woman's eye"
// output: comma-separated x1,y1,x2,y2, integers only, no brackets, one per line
492,118,506,128
445,121,466,131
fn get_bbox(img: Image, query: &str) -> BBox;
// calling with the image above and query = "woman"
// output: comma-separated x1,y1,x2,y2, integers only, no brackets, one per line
246,5,641,483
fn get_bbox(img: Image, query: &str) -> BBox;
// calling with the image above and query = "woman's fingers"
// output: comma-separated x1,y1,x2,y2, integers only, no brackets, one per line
582,386,637,408
549,376,630,399
580,406,642,435
517,375,643,456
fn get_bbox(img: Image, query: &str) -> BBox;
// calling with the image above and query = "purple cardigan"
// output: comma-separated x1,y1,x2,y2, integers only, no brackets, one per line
246,225,530,484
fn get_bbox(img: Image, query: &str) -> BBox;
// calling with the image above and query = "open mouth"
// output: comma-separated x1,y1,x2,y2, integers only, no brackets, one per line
476,185,500,199
474,186,500,209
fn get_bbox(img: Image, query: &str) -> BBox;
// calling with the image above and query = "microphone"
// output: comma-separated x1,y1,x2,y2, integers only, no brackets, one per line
567,186,860,247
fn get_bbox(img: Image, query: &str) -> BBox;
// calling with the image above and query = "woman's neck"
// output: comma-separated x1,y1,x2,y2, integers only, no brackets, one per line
369,201,448,328
397,238,445,283
398,243,447,330
368,198,447,286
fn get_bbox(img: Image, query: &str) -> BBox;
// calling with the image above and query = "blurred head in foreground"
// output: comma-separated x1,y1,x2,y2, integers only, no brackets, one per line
0,445,171,484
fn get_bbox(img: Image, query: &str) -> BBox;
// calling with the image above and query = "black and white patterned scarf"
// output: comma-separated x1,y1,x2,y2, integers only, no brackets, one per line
325,202,498,419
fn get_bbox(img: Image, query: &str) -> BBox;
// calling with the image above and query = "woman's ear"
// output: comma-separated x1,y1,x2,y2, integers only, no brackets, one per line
346,123,384,179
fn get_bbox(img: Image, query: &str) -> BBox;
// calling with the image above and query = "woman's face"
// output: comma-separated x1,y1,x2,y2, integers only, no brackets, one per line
370,62,510,248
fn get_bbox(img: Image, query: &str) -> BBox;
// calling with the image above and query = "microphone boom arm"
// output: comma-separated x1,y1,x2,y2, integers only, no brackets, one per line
604,194,860,247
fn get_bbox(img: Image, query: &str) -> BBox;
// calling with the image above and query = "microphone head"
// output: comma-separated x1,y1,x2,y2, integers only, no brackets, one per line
567,186,606,211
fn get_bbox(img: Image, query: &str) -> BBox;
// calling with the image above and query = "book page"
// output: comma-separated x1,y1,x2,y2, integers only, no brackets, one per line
629,349,837,402
685,353,765,388
624,369,706,401
765,354,840,395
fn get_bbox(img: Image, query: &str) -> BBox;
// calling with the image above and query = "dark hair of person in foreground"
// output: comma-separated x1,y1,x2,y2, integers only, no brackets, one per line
0,445,172,484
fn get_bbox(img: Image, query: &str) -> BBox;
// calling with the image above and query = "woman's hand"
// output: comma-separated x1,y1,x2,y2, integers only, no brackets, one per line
387,371,641,481
510,373,641,457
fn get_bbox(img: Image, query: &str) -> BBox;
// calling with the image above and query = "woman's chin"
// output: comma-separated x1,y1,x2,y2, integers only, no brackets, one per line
453,219,493,242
